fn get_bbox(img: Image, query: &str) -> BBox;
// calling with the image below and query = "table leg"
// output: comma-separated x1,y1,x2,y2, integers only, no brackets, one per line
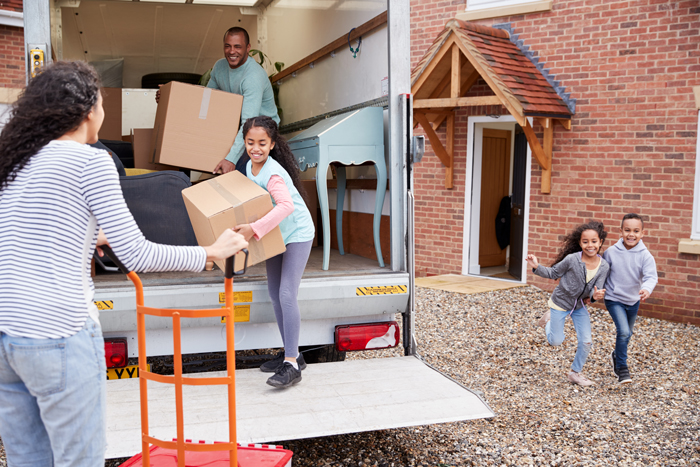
316,162,331,270
336,165,346,256
374,154,387,268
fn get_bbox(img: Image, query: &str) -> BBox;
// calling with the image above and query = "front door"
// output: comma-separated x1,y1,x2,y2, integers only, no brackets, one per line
478,129,511,268
508,128,528,280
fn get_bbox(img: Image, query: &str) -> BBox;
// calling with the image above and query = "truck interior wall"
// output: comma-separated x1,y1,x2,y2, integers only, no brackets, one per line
59,1,257,88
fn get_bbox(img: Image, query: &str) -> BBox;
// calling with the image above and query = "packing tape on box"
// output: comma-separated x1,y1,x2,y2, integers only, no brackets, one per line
199,88,212,120
209,179,245,228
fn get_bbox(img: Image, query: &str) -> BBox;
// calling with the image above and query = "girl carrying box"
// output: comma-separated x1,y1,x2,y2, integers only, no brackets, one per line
234,116,315,389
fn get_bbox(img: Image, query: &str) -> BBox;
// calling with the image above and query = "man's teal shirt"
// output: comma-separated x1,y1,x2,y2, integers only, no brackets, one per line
207,57,280,163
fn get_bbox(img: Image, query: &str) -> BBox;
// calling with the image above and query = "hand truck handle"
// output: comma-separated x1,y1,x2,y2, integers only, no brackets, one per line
225,249,249,279
99,245,130,275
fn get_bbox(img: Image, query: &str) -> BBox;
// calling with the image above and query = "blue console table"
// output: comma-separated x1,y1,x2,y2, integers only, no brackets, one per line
288,107,386,271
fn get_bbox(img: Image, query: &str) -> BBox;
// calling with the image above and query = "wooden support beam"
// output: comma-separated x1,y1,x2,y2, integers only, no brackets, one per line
451,43,460,99
414,111,451,168
413,96,502,109
541,120,553,194
446,112,455,189
555,118,571,130
272,11,387,83
411,36,457,95
432,69,482,130
521,119,549,172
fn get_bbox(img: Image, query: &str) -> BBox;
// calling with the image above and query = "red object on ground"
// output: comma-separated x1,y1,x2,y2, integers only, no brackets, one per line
120,443,293,467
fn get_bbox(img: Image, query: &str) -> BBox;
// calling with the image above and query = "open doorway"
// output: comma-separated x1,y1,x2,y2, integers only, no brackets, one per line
462,116,532,282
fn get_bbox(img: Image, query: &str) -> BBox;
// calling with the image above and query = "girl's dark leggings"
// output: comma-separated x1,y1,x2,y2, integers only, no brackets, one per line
265,240,313,359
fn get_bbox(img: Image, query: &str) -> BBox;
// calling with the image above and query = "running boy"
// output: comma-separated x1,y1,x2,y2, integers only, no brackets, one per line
603,213,658,384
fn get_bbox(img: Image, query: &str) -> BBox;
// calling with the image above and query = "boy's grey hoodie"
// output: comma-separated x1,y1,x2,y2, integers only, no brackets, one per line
534,252,610,312
602,238,658,306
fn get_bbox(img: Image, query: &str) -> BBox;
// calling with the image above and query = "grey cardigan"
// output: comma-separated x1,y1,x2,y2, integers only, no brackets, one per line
534,252,610,311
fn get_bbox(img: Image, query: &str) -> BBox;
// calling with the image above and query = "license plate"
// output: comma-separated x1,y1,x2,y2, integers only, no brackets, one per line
106,364,150,380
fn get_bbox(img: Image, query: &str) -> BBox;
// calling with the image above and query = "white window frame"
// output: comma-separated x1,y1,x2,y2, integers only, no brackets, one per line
457,0,552,21
691,109,700,240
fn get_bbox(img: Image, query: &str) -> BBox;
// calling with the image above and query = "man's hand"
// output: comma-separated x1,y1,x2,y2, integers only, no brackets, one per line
639,289,651,301
213,159,235,174
95,228,110,257
155,84,163,104
234,224,255,242
526,254,539,269
593,286,606,301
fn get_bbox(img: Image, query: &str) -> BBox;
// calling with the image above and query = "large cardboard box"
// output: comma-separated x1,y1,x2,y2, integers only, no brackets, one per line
182,171,286,272
150,82,243,172
131,129,179,171
98,87,122,141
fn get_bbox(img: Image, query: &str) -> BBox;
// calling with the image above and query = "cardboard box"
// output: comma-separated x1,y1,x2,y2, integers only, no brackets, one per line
131,129,179,171
151,82,243,172
182,171,286,272
99,87,122,141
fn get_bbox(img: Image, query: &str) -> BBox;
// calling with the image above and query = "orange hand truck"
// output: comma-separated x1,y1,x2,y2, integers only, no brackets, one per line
103,247,291,467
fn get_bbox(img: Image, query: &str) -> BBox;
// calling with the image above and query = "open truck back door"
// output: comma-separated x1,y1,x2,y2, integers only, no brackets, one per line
106,357,494,458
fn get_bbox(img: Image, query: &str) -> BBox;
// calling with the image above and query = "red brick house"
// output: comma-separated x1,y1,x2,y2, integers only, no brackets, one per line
410,0,700,325
0,0,23,121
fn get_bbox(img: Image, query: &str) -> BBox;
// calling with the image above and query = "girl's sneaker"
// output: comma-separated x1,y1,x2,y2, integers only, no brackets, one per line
260,350,307,373
537,310,551,328
567,371,596,386
266,362,302,388
610,350,619,378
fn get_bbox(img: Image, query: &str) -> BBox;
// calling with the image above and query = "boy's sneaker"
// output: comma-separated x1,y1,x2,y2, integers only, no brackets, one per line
567,371,596,387
260,350,306,373
537,310,551,328
618,366,632,384
611,350,619,378
266,362,302,388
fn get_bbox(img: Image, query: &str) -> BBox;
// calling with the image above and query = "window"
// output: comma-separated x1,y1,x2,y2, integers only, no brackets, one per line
457,0,552,21
691,109,700,241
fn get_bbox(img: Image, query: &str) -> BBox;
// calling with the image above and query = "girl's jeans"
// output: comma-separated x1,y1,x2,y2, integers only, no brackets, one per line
0,317,106,467
545,307,592,373
605,299,639,369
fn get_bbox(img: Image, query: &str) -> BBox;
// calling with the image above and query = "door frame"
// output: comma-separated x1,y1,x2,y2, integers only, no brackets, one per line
461,115,533,283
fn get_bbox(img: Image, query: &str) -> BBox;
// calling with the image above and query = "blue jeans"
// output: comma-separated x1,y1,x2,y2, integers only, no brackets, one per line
545,307,592,373
0,318,106,467
605,299,639,369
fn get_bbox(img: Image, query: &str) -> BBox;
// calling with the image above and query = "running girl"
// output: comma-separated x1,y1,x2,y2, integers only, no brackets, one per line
234,116,315,389
526,221,610,387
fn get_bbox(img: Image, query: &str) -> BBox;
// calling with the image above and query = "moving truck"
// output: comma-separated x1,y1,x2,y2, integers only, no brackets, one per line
24,1,494,459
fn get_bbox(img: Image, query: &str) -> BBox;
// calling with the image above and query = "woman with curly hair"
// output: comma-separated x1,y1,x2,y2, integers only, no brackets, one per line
234,116,314,389
526,221,610,387
0,61,247,466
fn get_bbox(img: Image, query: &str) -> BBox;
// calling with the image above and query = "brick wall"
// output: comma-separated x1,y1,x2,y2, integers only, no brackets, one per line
410,0,700,324
0,24,24,88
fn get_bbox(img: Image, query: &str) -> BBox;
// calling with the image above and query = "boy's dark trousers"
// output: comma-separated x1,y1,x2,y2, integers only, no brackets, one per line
605,299,640,369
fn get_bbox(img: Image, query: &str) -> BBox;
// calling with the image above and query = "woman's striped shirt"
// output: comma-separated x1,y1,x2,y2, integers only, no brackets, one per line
0,140,206,339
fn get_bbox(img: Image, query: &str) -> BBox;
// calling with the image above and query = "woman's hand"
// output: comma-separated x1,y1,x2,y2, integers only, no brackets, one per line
526,254,539,269
95,228,110,257
203,229,248,262
234,224,255,242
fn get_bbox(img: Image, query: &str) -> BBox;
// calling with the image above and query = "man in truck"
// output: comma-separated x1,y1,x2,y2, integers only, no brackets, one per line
157,26,280,175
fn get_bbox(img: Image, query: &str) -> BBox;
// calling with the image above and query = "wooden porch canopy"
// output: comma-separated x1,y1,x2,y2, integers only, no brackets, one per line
411,20,574,192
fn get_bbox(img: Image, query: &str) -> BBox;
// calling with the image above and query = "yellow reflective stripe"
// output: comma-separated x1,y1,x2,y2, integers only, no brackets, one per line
356,285,408,296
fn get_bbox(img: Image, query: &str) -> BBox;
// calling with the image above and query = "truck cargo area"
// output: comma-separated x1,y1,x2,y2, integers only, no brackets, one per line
105,356,495,459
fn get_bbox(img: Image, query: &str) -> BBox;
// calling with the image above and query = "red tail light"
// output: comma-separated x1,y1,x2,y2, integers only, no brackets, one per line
335,321,400,352
104,338,128,369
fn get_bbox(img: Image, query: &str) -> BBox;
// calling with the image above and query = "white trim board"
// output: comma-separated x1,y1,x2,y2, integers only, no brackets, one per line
461,115,532,283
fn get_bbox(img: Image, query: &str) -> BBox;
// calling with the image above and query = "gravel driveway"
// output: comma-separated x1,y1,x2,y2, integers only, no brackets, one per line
2,285,699,466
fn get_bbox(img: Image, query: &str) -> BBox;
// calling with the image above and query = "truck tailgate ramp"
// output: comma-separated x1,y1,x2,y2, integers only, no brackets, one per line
105,356,495,459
